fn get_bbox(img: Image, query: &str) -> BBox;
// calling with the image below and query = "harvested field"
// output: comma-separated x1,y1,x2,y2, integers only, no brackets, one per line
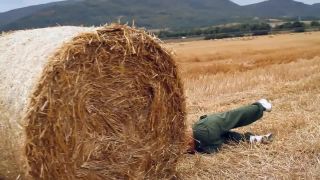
170,32,320,77
0,27,319,179
166,32,320,179
0,25,186,179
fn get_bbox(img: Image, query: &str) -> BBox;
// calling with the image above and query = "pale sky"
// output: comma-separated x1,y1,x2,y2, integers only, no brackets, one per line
0,0,320,13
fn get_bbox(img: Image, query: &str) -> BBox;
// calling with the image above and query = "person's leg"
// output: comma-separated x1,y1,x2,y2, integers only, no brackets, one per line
208,102,265,133
222,131,274,144
193,99,272,153
193,103,263,152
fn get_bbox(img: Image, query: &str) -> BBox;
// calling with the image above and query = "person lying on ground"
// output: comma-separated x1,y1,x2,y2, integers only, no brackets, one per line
187,99,273,154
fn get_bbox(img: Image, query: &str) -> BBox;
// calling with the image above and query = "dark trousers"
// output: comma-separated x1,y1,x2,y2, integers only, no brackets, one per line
193,103,265,153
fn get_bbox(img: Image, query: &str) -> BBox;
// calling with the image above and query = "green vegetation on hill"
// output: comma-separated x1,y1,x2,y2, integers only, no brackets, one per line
274,21,306,32
158,23,271,39
0,0,245,31
1,0,320,32
311,20,320,27
157,21,320,40
244,0,320,17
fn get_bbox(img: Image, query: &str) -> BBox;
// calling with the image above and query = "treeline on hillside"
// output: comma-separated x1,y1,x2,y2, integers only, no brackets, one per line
157,20,320,40
274,21,305,32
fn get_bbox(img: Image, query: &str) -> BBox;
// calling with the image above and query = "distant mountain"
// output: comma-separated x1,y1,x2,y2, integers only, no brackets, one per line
0,0,320,31
313,3,320,8
0,0,245,31
0,4,52,27
244,0,317,17
0,1,71,28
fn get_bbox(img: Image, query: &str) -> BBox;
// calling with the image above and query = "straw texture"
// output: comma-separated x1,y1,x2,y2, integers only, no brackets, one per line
1,25,186,179
0,26,93,178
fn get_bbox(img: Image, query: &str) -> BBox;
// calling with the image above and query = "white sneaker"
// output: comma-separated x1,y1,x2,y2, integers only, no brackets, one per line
258,99,272,112
261,133,274,144
249,133,273,144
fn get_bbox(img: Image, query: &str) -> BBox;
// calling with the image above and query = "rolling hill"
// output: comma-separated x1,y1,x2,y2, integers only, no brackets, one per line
244,0,319,17
0,1,73,29
0,0,319,31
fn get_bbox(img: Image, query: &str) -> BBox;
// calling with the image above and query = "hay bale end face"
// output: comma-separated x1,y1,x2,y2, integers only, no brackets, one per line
0,25,186,179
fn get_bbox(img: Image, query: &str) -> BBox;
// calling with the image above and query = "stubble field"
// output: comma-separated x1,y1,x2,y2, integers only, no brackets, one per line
168,32,320,179
0,29,319,179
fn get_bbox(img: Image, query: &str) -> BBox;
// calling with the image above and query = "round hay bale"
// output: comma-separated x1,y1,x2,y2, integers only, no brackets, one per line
0,25,186,179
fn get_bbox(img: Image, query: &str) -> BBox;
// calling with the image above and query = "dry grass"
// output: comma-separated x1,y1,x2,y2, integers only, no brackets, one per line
24,25,186,179
1,28,320,179
167,32,320,179
0,25,186,179
168,32,320,77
